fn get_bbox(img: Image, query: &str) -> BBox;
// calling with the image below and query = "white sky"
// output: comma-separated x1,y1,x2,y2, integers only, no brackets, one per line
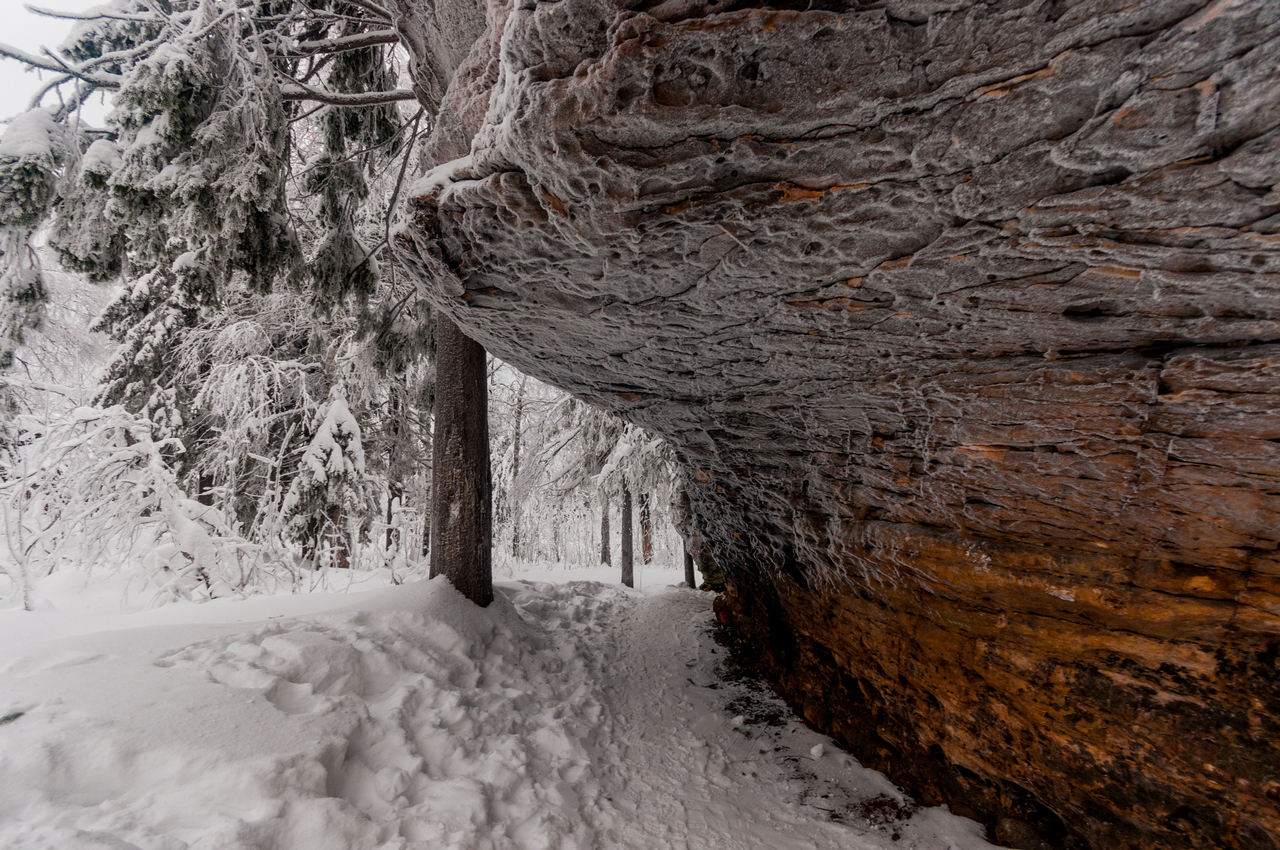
0,0,112,124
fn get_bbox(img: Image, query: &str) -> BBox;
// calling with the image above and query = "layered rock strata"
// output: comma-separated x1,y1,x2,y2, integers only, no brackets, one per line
392,1,1280,847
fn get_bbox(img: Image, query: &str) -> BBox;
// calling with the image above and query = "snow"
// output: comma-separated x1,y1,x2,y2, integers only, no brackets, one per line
0,108,59,160
406,154,474,201
80,139,121,180
0,563,997,850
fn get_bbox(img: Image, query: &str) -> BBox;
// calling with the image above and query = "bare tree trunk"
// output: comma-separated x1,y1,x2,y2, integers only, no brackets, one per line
430,315,493,607
684,545,696,587
511,375,526,559
620,480,634,588
639,491,653,564
600,502,611,565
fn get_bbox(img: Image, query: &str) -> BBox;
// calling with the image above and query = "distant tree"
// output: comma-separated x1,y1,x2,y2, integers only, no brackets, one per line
620,479,634,588
510,374,527,559
282,388,370,569
676,488,698,588
600,501,611,566
639,491,653,565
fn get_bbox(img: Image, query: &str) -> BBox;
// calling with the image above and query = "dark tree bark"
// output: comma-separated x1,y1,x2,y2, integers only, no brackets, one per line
197,473,216,507
620,481,634,588
386,482,402,551
600,503,611,565
429,315,492,606
639,491,653,564
684,545,696,588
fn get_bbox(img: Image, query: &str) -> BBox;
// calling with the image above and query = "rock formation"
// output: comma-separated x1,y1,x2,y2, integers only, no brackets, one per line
392,1,1280,847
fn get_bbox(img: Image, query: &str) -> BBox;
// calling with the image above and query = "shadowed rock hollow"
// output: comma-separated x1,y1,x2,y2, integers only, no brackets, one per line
391,1,1280,847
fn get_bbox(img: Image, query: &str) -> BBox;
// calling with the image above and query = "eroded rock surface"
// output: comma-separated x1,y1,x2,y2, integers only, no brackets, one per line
392,1,1280,847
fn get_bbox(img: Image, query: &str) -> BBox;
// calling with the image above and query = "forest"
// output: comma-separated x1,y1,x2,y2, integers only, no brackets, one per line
0,0,689,607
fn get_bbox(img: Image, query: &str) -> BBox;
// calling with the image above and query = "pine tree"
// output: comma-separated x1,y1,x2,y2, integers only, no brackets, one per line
282,388,370,568
0,109,62,369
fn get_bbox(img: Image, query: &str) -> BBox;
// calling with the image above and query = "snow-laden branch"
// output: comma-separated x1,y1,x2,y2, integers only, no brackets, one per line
280,81,417,106
25,3,161,23
0,42,123,88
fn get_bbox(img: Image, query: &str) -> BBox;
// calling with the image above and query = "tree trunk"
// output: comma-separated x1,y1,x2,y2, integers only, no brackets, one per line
386,482,402,551
197,473,216,507
429,315,493,607
600,502,611,565
511,375,526,559
620,480,634,588
639,491,653,564
327,504,349,569
386,390,404,552
684,545,696,588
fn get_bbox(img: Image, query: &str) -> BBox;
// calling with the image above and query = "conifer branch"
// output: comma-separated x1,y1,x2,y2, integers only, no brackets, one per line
0,42,122,88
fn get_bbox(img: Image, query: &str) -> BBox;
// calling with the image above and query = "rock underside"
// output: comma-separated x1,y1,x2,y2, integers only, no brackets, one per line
390,1,1280,847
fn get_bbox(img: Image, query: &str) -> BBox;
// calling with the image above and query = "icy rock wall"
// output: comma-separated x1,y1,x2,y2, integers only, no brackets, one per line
392,1,1280,847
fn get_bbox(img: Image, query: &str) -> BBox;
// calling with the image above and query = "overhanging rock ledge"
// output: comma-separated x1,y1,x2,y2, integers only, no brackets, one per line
391,1,1280,847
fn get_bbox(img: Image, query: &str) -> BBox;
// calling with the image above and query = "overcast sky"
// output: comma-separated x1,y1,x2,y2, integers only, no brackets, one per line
1,0,111,124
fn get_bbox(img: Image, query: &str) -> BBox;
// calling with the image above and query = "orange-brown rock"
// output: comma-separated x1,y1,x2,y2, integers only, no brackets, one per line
391,1,1280,846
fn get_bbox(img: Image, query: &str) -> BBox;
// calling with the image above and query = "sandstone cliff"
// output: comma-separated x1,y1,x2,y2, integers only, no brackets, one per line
392,1,1280,847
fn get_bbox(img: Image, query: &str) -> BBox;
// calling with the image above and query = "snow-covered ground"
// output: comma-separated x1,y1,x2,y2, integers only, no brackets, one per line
0,564,997,850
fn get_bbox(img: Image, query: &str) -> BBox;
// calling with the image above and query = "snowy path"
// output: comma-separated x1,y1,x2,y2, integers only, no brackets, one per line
0,576,995,850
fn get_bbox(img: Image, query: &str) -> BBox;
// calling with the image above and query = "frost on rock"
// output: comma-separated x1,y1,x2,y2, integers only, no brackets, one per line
392,1,1280,848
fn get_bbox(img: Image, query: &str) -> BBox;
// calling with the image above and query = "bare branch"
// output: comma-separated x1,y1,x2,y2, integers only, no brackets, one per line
27,72,72,110
384,107,424,245
280,82,416,106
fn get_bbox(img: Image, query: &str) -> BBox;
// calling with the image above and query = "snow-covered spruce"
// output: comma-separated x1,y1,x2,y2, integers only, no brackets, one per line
0,0,433,575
